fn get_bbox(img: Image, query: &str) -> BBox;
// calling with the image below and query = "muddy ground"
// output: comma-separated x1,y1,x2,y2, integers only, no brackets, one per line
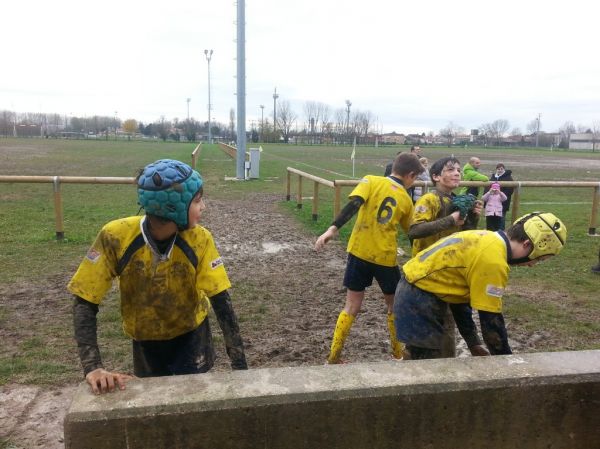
0,192,573,448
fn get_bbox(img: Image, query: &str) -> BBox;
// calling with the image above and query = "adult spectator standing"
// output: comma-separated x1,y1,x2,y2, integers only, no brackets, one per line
458,157,489,197
486,163,514,230
384,146,421,177
412,157,431,203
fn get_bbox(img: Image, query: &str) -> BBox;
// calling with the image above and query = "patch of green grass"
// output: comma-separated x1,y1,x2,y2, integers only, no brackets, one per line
0,437,22,449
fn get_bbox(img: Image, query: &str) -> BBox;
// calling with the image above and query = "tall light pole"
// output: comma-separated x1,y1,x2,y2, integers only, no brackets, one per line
345,100,352,143
204,49,213,143
259,104,264,141
186,98,191,121
273,87,279,132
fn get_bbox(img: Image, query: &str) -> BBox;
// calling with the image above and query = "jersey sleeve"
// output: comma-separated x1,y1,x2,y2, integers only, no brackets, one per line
398,195,414,234
196,232,232,297
467,249,508,313
349,176,372,202
67,227,119,304
411,193,439,225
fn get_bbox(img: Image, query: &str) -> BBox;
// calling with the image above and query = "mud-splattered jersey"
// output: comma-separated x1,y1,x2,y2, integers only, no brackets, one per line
68,216,230,340
402,230,509,313
410,191,459,256
346,175,413,267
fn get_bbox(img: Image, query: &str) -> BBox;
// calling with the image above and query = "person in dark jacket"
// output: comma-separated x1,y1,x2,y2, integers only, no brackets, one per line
485,163,514,230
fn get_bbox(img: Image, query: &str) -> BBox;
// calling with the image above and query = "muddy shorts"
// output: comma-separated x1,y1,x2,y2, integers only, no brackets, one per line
393,276,448,350
132,318,216,377
343,253,400,294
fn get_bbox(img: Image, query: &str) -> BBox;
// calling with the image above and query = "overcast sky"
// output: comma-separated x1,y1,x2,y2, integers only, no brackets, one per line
2,0,598,134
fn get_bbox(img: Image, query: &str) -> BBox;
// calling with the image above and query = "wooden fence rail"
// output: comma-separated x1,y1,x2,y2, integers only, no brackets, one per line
0,175,136,240
1,169,598,241
286,168,600,235
191,143,202,169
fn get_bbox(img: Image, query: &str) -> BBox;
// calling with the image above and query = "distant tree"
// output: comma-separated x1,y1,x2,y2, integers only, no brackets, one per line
334,108,346,142
353,110,374,143
510,127,522,136
558,121,576,148
320,105,331,136
439,121,463,147
123,119,138,139
592,121,600,152
526,119,539,135
155,116,170,141
483,119,510,145
276,100,297,143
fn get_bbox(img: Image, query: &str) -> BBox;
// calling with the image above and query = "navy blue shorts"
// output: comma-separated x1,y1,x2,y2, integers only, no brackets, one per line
393,276,448,350
343,253,400,294
132,318,216,377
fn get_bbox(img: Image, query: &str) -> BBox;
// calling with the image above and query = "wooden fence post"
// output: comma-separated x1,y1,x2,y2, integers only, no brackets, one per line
286,170,291,201
53,176,65,240
297,175,303,209
589,184,600,235
312,181,319,221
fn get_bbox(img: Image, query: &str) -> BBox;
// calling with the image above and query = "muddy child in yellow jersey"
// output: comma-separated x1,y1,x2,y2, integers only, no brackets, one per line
68,159,247,395
394,212,567,359
315,152,425,364
408,156,486,358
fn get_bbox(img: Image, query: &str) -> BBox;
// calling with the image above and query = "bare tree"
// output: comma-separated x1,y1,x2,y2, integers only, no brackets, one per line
526,119,539,135
303,101,318,133
276,100,297,143
334,108,346,142
353,110,374,143
303,101,319,143
558,121,576,148
592,121,600,152
483,119,510,145
439,121,463,147
320,105,331,138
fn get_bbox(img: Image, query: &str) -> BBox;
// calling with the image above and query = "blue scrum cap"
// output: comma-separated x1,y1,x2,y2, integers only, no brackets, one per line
137,159,203,228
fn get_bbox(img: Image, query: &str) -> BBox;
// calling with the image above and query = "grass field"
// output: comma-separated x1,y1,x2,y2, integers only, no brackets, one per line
0,137,599,386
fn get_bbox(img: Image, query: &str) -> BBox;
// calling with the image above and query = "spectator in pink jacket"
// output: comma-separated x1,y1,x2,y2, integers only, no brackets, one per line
482,182,507,231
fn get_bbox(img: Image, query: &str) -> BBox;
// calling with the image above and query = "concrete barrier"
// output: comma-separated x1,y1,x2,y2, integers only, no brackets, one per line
64,350,600,449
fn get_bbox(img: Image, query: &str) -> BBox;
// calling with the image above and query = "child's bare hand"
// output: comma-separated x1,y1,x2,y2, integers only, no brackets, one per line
472,200,484,216
86,368,135,395
315,226,338,251
450,211,465,226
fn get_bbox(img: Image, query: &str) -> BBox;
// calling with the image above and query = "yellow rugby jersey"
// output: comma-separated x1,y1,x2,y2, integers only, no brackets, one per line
410,191,459,256
403,230,509,313
346,175,413,267
68,216,231,341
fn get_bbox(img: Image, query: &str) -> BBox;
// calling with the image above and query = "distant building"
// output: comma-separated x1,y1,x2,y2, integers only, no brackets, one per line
569,133,599,151
380,132,406,145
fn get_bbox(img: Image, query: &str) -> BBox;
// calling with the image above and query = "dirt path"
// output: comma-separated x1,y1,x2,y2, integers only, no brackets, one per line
1,192,536,448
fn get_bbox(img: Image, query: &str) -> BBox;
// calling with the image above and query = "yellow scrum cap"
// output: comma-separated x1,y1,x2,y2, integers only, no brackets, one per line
515,212,567,260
